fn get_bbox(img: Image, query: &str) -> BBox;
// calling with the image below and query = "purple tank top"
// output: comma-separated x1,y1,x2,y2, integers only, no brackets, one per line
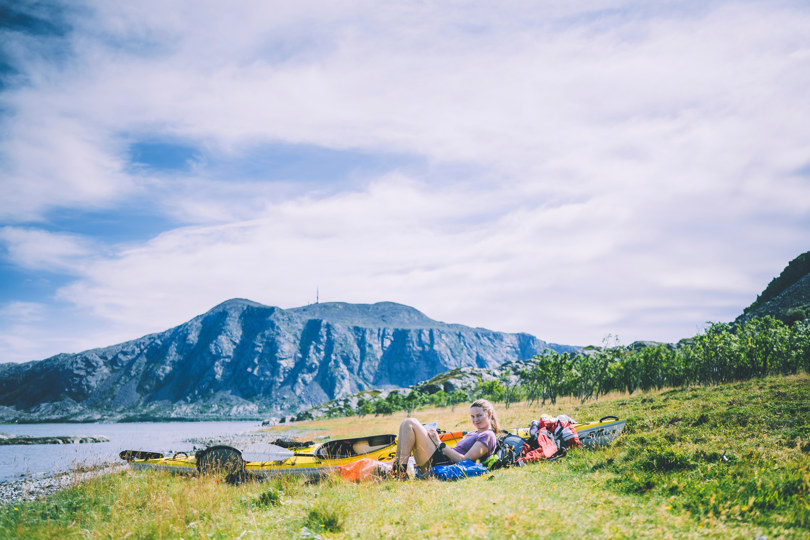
452,430,497,458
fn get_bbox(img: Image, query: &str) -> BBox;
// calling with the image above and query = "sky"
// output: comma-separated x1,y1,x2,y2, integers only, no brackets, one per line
1,0,809,363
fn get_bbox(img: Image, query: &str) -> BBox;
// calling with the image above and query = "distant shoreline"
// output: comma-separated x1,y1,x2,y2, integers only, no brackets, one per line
0,417,266,425
0,433,110,445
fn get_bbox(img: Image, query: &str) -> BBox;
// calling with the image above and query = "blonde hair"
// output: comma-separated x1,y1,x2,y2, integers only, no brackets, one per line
471,398,500,434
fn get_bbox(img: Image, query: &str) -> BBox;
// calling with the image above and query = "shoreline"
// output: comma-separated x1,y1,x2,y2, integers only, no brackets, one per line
0,463,126,506
0,429,288,505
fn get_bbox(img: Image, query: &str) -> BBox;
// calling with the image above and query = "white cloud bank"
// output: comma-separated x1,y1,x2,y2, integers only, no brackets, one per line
1,1,809,361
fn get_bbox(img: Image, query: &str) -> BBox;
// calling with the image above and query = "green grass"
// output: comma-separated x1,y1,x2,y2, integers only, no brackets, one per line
577,376,810,531
1,374,808,538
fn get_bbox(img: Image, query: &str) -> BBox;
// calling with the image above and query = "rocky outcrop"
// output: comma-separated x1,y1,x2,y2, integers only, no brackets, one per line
0,299,573,422
737,272,810,325
737,251,810,324
0,433,110,445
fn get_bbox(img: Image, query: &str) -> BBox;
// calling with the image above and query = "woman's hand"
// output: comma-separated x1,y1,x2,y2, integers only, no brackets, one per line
427,428,441,446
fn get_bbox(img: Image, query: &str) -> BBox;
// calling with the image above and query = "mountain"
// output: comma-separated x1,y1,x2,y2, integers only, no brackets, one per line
0,299,575,422
737,251,810,324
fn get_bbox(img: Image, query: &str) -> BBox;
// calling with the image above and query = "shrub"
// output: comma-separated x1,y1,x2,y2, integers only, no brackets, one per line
613,472,656,494
304,504,344,533
255,489,280,507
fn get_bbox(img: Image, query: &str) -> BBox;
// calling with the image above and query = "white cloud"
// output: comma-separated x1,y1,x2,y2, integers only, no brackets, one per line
0,302,45,324
49,172,769,349
0,302,47,363
0,301,126,363
0,227,96,272
1,1,809,360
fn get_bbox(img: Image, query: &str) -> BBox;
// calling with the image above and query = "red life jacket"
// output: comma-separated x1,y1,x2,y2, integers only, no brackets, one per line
520,427,558,463
550,417,581,449
519,416,582,463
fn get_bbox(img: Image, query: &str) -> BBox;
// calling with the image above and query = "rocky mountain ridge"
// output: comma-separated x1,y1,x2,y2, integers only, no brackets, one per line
737,251,810,324
0,299,574,422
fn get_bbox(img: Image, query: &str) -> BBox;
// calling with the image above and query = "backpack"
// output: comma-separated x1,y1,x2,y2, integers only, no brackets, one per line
487,432,527,470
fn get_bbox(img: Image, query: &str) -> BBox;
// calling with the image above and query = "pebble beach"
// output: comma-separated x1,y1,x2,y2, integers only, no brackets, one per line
0,429,296,505
0,464,126,505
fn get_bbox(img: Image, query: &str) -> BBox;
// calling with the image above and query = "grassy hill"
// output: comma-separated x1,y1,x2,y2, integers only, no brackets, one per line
1,374,808,538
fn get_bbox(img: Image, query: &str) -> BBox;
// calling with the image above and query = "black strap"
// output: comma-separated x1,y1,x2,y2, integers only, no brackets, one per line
431,445,453,466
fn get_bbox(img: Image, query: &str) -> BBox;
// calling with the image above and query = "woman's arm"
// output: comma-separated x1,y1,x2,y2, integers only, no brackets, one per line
428,430,494,464
459,441,490,463
428,430,465,464
437,441,491,464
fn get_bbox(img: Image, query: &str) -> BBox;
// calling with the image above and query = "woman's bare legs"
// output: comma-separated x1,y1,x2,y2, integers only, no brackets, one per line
396,418,438,467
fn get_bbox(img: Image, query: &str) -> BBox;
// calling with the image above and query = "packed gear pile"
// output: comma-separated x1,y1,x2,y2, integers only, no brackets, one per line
519,414,581,464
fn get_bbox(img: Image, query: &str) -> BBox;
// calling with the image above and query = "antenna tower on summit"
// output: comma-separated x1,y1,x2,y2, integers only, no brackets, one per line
316,287,319,304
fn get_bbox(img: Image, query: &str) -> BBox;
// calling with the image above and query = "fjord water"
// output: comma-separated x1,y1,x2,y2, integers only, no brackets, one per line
0,421,264,483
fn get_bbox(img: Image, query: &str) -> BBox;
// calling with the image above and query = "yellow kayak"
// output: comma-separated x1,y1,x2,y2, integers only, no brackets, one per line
122,431,467,478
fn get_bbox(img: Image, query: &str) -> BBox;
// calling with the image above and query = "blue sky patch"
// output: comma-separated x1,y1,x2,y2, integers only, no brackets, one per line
42,205,179,245
0,3,70,37
0,262,73,305
126,136,426,187
209,142,425,184
128,140,203,173
795,162,810,178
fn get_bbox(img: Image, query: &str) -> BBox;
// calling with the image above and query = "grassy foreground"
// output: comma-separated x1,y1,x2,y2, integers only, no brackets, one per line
1,375,808,539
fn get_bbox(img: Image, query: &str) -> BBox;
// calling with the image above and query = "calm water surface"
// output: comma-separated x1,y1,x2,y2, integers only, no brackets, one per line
0,422,266,483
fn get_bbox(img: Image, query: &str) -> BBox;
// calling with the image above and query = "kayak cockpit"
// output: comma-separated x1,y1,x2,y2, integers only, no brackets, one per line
314,434,397,459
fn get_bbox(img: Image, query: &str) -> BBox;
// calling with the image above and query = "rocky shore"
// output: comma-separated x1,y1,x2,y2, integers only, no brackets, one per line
0,464,126,505
0,428,300,505
0,433,110,445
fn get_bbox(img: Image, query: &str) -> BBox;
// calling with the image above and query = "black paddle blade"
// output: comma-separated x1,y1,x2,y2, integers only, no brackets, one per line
271,438,314,449
119,450,164,461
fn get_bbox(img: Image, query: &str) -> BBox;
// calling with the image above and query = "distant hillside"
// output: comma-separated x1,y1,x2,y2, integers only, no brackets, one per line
0,299,575,422
738,251,810,324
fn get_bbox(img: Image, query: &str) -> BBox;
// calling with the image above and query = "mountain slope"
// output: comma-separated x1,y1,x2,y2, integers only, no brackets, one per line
0,299,574,422
738,250,810,324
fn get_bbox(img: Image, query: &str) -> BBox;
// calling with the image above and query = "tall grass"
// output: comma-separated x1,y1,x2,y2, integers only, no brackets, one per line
1,374,808,538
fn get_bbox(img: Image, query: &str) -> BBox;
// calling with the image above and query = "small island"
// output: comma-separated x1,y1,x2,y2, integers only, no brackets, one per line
0,433,110,445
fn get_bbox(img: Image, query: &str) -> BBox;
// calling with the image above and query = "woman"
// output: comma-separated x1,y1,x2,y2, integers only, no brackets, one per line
393,398,500,478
